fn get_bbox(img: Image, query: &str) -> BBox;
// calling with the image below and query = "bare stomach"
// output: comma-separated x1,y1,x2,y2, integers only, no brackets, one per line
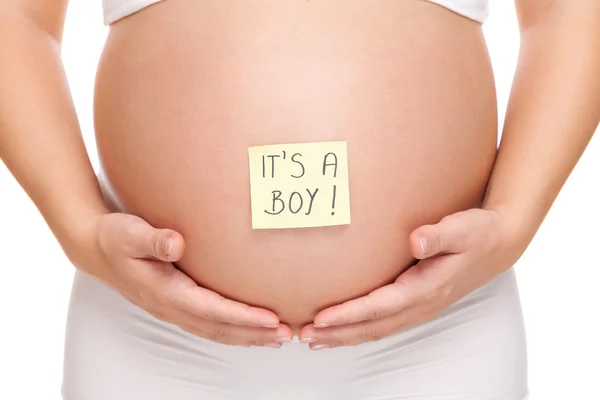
94,0,498,330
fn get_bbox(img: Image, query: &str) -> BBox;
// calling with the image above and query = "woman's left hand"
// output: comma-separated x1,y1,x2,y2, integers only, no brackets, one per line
299,207,527,350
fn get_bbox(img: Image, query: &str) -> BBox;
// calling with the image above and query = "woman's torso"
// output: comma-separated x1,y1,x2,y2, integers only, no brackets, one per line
94,0,498,331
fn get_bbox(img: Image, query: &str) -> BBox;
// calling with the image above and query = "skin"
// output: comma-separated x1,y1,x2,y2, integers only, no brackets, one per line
0,1,289,347
94,0,497,331
0,0,598,354
300,0,600,348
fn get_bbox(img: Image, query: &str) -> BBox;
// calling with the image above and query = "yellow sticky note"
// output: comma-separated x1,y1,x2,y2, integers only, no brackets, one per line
248,141,351,229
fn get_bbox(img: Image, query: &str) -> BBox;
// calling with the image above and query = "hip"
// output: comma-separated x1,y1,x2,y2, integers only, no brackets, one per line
62,266,528,400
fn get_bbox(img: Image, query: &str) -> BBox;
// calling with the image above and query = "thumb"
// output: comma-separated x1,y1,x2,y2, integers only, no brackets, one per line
123,215,185,262
146,228,185,262
409,213,469,259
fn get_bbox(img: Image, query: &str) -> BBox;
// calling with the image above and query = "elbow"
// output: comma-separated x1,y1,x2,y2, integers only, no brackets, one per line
0,9,63,48
517,1,600,39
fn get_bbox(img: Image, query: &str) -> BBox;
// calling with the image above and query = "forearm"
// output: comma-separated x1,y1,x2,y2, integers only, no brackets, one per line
482,4,600,247
0,14,109,250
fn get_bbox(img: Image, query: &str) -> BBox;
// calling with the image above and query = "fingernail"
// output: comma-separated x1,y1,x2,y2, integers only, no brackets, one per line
311,343,329,351
275,337,292,344
314,323,330,328
419,236,429,255
300,337,316,343
261,324,280,329
264,342,282,348
164,238,173,255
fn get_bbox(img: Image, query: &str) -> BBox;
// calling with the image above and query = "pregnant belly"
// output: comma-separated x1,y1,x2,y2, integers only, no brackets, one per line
94,0,498,330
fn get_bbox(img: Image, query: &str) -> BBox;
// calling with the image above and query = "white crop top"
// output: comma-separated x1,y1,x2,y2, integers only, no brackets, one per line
102,0,489,26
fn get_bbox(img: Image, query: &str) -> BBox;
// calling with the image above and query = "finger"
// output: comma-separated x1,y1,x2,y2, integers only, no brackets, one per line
311,279,426,328
145,228,185,262
409,212,471,259
178,285,282,328
153,265,281,327
121,215,185,262
301,306,430,349
131,260,282,328
176,317,294,348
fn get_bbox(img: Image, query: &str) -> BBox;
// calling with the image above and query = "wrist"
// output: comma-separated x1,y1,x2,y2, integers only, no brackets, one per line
485,203,539,259
50,205,110,268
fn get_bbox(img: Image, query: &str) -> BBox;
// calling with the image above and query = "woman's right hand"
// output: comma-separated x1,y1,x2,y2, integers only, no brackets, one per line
66,211,293,348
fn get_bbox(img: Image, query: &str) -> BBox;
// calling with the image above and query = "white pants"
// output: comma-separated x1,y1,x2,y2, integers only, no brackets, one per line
62,268,529,400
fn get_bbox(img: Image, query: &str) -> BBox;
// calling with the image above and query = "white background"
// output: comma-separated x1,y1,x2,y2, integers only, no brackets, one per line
1,1,599,399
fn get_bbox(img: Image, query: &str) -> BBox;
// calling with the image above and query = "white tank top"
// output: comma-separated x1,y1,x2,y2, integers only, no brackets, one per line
102,0,490,25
